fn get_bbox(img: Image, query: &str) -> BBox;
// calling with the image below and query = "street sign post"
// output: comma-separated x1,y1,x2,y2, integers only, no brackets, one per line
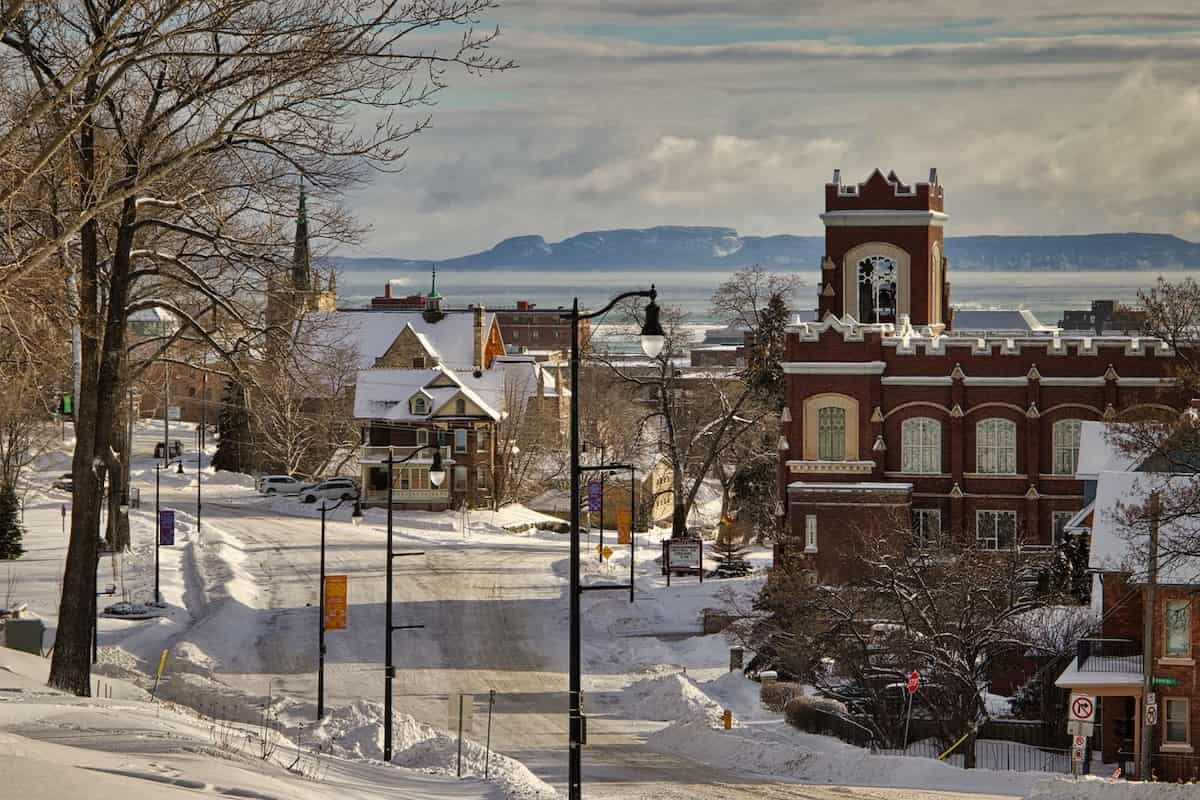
158,510,175,546
906,671,920,695
1146,695,1159,728
324,575,348,630
1067,720,1095,737
1153,676,1178,686
902,670,919,750
664,539,702,586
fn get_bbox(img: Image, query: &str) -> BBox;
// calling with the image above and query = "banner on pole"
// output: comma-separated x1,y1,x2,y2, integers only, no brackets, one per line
616,510,632,544
324,575,348,630
159,510,175,546
587,481,602,513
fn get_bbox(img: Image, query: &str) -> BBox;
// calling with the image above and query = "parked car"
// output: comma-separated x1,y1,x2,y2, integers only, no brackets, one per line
299,478,359,504
51,473,74,493
154,440,184,460
257,475,304,495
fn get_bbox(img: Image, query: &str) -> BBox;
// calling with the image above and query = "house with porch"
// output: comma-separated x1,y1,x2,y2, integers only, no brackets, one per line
1054,426,1200,781
340,290,563,510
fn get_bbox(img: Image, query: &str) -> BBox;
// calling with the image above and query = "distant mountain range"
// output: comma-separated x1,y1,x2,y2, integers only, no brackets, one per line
336,227,1200,272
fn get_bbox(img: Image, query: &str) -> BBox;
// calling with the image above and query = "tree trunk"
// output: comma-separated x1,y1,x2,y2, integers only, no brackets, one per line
962,729,977,769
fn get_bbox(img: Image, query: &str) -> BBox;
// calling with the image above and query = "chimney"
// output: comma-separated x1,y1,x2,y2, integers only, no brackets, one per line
384,282,392,299
473,305,486,369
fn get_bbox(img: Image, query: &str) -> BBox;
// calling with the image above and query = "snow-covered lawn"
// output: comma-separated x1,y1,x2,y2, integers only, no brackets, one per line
1024,777,1200,799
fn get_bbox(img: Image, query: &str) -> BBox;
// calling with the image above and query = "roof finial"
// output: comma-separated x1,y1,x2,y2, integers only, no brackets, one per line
428,264,442,299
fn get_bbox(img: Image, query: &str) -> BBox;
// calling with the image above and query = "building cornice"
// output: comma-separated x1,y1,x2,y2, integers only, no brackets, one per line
782,361,887,375
820,209,948,227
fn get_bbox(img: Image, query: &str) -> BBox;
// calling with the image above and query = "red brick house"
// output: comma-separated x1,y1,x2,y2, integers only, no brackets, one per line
777,169,1185,582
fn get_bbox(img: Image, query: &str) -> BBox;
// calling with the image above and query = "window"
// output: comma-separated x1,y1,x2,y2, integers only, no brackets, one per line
476,465,487,489
412,356,426,369
477,429,490,453
902,417,941,474
454,429,468,453
1052,511,1075,545
817,407,846,461
804,514,817,552
976,510,1016,550
455,398,467,415
1052,419,1083,476
976,418,1017,474
412,396,428,415
399,471,410,491
1165,599,1191,658
912,509,941,549
856,255,897,323
1165,698,1189,746
454,466,468,491
417,428,429,446
369,468,387,491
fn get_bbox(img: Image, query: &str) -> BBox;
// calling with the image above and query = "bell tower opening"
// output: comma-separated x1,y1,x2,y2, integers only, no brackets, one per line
857,255,897,323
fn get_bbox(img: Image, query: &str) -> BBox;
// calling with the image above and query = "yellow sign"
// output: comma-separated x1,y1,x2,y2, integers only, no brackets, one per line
324,575,348,630
597,545,613,560
616,510,632,545
156,648,169,678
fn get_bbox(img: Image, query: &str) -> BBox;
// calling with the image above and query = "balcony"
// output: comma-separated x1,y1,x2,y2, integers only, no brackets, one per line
362,487,449,505
360,445,453,464
1076,638,1143,674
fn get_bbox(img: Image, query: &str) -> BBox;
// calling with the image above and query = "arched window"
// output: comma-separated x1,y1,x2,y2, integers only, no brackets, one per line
857,255,897,323
411,395,428,415
455,398,467,415
1052,419,1084,476
817,407,846,461
930,243,942,325
976,418,1017,474
901,417,941,474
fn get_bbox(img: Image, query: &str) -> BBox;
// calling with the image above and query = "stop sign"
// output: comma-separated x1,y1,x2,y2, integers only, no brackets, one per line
907,671,920,695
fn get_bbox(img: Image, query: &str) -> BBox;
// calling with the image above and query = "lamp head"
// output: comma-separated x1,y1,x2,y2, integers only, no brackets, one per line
429,448,446,488
639,286,665,359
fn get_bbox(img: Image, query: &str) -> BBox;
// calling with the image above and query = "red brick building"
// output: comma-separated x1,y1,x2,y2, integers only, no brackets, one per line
778,169,1184,581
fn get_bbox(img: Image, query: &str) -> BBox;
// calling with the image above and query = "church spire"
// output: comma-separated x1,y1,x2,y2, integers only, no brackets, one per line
428,264,441,299
291,179,311,291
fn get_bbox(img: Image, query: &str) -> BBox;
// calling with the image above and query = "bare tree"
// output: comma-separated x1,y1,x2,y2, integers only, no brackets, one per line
0,0,512,695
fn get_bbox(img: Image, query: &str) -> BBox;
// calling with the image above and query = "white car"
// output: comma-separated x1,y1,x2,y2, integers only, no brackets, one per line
258,475,304,495
298,478,359,504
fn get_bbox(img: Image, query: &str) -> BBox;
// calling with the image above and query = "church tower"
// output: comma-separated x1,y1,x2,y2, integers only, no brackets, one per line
817,168,949,329
291,181,312,291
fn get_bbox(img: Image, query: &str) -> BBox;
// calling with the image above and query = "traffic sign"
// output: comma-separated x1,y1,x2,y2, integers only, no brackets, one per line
1069,693,1096,723
324,575,348,630
1146,703,1158,727
906,671,920,695
1153,676,1178,686
587,481,602,513
616,510,632,544
597,545,613,560
1072,735,1086,748
1072,746,1085,763
1067,720,1095,737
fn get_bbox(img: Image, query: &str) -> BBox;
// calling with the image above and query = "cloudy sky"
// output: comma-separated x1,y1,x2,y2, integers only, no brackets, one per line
342,2,1200,258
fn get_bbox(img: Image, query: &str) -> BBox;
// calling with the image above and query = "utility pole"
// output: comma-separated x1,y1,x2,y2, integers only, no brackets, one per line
1139,491,1160,780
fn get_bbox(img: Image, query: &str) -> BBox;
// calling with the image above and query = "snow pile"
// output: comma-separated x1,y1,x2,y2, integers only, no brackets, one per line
623,673,724,725
1026,777,1200,799
311,700,557,800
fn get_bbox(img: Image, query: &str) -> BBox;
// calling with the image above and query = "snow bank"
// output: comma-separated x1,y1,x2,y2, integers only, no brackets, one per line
311,700,557,800
623,673,724,725
1026,777,1200,799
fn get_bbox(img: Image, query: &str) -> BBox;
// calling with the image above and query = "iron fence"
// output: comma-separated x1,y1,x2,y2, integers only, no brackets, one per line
881,738,1074,773
1117,751,1200,783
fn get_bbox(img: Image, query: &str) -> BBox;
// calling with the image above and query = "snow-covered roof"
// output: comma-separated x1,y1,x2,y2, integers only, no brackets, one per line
1054,655,1142,688
1088,470,1200,585
312,309,495,370
952,309,1058,335
1075,421,1140,479
352,366,501,422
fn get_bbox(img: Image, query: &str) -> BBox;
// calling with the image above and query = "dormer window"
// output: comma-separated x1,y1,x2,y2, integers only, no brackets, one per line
412,356,426,369
411,395,429,415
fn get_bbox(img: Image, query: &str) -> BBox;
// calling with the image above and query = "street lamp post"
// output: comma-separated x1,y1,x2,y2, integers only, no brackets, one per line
382,442,445,762
196,428,202,538
565,287,663,800
316,494,363,720
153,458,185,604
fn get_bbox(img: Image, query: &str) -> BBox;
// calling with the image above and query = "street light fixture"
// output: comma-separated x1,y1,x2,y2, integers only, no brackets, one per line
382,441,443,762
563,285,662,800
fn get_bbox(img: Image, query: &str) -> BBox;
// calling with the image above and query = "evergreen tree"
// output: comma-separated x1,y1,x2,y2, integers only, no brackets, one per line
212,380,251,473
708,529,753,578
0,484,25,559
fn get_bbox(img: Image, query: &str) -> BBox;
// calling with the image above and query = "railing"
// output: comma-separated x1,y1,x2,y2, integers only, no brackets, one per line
362,488,449,504
1117,751,1200,783
889,739,1073,774
1076,638,1143,673
359,445,453,463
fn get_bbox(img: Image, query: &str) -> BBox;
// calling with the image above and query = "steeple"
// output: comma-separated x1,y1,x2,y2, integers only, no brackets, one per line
422,263,445,323
291,180,311,291
428,265,442,300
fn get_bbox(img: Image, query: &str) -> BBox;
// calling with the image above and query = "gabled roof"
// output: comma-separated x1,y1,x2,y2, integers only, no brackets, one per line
1075,421,1142,480
313,309,495,370
1089,470,1200,585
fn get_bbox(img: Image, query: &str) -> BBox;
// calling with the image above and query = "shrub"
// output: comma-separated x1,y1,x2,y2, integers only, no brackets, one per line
0,484,24,560
783,695,849,735
760,680,804,712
